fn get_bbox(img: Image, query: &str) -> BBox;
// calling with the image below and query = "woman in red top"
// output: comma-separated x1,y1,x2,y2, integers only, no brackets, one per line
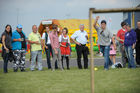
59,28,70,70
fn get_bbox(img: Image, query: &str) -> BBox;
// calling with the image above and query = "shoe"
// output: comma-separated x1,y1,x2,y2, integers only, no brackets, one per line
14,68,18,72
111,65,115,69
21,69,26,72
67,68,70,70
136,64,140,68
52,69,55,71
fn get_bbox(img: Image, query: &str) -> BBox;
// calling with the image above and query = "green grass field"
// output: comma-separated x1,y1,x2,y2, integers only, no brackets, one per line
0,67,140,93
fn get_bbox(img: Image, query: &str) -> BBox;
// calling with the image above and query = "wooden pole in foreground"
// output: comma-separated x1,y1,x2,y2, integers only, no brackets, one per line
89,8,94,93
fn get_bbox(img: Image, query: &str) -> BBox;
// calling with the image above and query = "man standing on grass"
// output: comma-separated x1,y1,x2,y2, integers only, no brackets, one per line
49,25,63,71
28,25,43,71
41,26,58,69
12,24,27,72
71,24,88,69
116,22,128,67
93,16,116,70
135,20,140,67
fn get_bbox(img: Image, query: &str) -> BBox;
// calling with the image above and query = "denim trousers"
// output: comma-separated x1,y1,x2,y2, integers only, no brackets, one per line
3,53,9,73
125,46,136,68
30,50,43,70
100,45,113,70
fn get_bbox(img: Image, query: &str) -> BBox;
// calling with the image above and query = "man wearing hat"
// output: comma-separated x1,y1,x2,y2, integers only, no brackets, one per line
12,24,27,72
93,16,116,70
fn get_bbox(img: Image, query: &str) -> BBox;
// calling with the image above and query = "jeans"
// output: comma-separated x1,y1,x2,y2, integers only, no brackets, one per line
3,53,9,73
100,45,113,70
30,50,43,71
125,46,136,68
45,44,58,69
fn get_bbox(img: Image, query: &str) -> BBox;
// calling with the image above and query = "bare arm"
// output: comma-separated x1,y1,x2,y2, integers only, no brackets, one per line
2,35,9,51
116,36,124,42
28,40,40,45
112,36,116,50
93,16,99,28
70,37,81,46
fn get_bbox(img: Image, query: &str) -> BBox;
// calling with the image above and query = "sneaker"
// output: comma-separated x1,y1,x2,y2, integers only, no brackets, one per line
111,65,116,69
13,67,18,72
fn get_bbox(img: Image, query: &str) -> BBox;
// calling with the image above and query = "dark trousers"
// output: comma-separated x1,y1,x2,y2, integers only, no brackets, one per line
45,44,58,69
3,53,9,73
136,45,140,65
76,44,88,69
61,56,70,69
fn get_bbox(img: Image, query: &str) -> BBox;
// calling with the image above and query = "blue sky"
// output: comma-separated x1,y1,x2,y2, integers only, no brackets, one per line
0,0,140,35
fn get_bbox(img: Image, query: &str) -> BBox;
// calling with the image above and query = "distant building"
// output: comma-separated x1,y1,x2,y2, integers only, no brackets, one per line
123,4,140,28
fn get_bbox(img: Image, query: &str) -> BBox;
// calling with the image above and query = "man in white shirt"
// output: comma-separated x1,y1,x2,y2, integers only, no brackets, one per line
71,24,88,69
42,26,58,69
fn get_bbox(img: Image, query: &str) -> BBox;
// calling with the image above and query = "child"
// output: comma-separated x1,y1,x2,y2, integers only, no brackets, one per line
110,35,116,67
59,28,71,70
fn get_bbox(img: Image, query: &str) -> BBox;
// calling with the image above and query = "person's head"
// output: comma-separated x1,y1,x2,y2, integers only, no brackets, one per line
46,26,50,32
62,28,68,35
32,25,38,33
5,24,12,36
101,20,106,30
16,24,22,32
121,22,127,29
52,25,58,32
137,20,140,29
126,24,131,31
79,24,84,31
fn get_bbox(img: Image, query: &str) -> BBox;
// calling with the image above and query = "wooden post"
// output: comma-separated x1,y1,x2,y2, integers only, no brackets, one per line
89,8,94,93
88,7,140,93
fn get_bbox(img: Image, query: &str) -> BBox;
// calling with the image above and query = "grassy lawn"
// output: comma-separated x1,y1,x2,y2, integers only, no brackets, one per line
0,67,140,93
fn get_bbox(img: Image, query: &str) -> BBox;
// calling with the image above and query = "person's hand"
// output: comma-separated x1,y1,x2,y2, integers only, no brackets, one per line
96,16,100,21
85,35,88,39
17,38,22,41
76,42,81,46
121,39,124,42
4,47,9,51
114,45,117,50
34,41,40,45
54,50,58,55
132,44,135,49
45,46,48,49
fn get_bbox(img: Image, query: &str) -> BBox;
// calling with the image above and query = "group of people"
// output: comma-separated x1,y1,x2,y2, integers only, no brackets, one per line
1,17,140,73
1,23,89,73
94,16,140,70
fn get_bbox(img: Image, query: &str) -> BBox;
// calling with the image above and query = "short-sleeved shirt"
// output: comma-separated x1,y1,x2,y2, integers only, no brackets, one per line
95,26,113,46
28,32,42,51
41,32,51,44
71,30,88,44
12,30,27,50
117,29,127,44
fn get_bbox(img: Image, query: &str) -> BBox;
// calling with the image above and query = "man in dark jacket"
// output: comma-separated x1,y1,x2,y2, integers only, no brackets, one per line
135,20,140,67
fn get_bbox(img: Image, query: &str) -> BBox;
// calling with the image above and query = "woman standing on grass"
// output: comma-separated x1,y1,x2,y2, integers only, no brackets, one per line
124,24,136,68
59,28,71,70
1,25,12,73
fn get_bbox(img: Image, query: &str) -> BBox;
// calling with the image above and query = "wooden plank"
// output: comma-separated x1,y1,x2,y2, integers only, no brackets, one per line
90,8,140,13
89,8,94,93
